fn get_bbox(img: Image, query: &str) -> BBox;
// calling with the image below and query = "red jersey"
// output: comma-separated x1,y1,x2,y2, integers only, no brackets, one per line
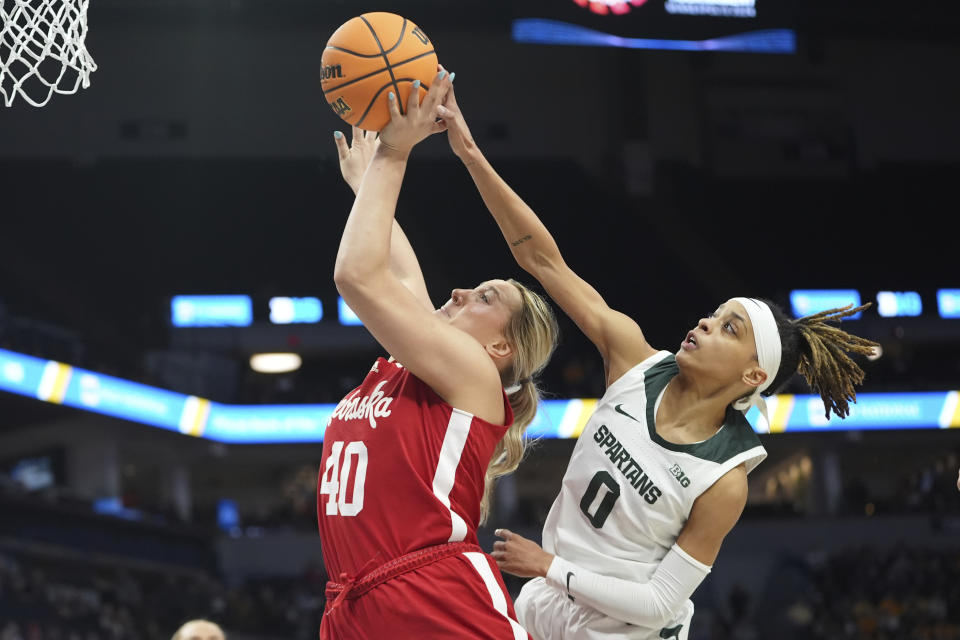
318,357,513,580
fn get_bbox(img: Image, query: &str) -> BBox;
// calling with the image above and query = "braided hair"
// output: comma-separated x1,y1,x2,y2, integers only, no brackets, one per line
761,301,879,419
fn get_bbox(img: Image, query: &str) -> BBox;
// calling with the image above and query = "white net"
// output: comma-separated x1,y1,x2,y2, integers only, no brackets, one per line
1,0,96,107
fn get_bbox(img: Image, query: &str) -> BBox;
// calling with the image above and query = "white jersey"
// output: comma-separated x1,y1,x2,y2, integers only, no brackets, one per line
538,350,767,635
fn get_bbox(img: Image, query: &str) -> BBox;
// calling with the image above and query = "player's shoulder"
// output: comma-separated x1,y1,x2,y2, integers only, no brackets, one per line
697,463,749,516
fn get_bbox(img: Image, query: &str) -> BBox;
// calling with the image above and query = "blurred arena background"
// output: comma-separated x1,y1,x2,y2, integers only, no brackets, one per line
1,0,959,638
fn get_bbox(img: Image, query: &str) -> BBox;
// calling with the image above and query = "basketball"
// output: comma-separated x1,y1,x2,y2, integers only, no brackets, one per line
321,13,438,131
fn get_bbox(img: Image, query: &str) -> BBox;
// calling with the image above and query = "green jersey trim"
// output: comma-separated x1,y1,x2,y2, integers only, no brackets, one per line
641,354,763,464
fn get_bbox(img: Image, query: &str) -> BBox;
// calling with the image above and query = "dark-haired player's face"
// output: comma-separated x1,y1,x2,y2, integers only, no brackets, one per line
676,299,765,391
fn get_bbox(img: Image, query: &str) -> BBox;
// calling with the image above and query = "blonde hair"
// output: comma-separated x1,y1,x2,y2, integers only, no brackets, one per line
480,279,559,523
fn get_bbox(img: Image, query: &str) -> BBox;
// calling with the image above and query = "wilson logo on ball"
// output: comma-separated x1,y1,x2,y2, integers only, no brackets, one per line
321,64,345,80
331,97,351,117
410,27,429,45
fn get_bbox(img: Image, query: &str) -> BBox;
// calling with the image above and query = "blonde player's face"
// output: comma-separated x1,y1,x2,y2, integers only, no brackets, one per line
435,280,522,351
676,299,766,392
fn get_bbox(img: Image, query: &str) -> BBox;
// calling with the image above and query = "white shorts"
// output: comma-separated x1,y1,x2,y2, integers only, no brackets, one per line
515,577,694,640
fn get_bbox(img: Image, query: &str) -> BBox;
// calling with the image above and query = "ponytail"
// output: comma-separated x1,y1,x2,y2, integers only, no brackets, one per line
479,280,558,523
763,301,879,419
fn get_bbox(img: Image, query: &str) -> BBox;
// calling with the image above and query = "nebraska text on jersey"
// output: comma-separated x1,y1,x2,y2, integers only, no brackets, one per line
329,380,394,429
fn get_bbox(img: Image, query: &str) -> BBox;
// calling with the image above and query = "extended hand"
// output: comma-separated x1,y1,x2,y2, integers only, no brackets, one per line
378,69,452,156
334,126,379,195
492,528,555,578
435,78,477,161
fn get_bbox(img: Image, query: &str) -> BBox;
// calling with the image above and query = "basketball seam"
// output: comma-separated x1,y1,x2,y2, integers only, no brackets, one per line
325,46,383,59
322,49,436,96
382,18,408,55
327,19,409,58
355,80,403,128
360,14,404,116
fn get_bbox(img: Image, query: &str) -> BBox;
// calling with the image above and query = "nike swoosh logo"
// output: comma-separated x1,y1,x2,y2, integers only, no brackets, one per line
615,404,641,423
565,571,576,602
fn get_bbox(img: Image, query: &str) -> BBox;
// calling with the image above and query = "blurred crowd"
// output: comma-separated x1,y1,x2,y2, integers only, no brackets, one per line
4,541,958,640
896,455,960,517
689,545,960,640
782,545,960,640
0,549,326,640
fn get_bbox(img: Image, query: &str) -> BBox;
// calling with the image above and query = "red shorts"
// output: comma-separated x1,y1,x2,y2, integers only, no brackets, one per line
321,542,529,639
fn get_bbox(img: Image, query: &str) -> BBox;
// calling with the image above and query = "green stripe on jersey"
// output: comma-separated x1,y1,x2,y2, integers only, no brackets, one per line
642,355,762,464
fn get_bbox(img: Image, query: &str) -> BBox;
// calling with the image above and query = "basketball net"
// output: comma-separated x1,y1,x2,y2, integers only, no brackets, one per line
1,0,97,107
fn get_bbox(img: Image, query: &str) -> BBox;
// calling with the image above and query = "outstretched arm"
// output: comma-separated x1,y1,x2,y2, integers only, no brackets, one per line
334,126,433,312
437,86,656,386
492,466,748,629
334,73,506,423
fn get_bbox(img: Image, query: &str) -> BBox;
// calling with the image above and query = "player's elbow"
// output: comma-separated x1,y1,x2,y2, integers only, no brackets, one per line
335,260,389,313
333,261,358,291
334,244,381,285
625,604,675,630
652,607,677,630
333,258,370,297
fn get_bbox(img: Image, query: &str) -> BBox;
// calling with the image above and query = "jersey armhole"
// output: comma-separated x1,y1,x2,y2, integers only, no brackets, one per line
602,350,673,403
699,446,768,491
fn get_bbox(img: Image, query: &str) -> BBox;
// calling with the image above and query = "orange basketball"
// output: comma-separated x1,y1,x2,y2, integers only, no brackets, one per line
321,13,438,132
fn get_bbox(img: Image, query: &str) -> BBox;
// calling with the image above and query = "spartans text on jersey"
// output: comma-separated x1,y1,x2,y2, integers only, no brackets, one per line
593,424,662,504
329,380,394,429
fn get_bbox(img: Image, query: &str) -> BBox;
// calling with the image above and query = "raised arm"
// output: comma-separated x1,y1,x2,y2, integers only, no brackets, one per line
437,87,656,386
492,465,748,629
334,126,433,312
333,73,506,424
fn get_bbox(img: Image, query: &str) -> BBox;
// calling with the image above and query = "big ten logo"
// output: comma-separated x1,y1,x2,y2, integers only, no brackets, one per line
321,64,344,81
410,26,429,45
668,463,691,488
330,97,351,117
807,397,831,427
79,373,101,408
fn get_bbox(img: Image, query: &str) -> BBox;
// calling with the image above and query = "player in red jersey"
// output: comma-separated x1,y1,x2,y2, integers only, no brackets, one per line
319,70,558,639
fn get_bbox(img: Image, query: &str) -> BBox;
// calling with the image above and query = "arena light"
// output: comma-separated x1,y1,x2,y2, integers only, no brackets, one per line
511,19,795,53
4,347,960,443
664,0,756,18
876,291,922,318
249,353,302,374
171,295,253,327
938,289,960,319
268,297,323,324
790,290,862,319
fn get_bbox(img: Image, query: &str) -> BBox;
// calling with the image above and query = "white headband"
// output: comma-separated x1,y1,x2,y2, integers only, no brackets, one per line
730,297,782,432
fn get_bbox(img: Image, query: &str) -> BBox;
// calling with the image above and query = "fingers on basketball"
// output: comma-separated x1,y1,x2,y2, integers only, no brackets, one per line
334,132,349,159
439,71,453,100
405,81,423,114
349,126,362,145
387,90,402,121
446,82,460,109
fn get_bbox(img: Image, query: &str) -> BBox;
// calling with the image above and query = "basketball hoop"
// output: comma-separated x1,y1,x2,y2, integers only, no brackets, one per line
1,0,97,107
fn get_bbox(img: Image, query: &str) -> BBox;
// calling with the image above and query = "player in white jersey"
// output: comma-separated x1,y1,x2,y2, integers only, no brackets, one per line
435,87,879,640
